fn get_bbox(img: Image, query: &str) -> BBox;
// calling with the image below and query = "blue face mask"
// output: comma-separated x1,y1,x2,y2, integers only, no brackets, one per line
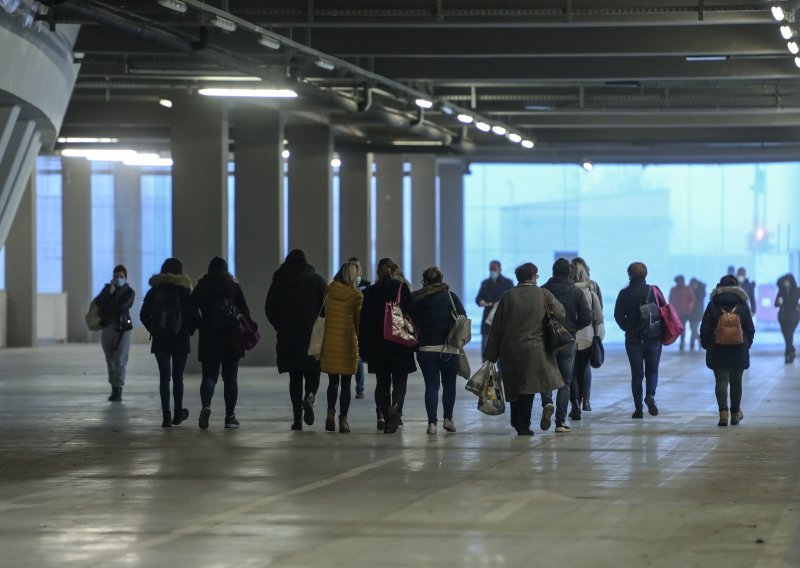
115,277,126,287
490,270,500,281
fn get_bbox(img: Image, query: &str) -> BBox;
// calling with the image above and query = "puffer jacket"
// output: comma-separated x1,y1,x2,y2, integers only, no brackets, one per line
699,286,755,370
320,281,363,375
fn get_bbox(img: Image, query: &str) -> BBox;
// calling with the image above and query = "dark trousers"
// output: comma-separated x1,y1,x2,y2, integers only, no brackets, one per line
375,372,408,420
289,371,320,411
679,316,691,347
154,351,188,412
510,394,535,432
200,358,240,416
713,367,743,412
355,358,365,394
689,317,702,348
326,374,352,416
625,337,662,410
417,351,458,424
570,348,592,404
779,317,799,357
540,342,577,423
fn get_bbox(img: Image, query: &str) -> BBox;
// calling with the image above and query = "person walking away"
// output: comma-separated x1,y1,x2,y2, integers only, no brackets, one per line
736,267,757,316
688,278,707,351
540,258,592,433
320,262,363,433
614,262,666,419
139,258,197,427
572,257,603,411
569,261,604,420
349,257,371,399
775,274,800,363
411,266,468,434
699,275,755,426
266,249,328,431
476,260,514,359
358,258,417,433
94,264,135,402
484,263,565,436
192,257,251,429
668,275,695,351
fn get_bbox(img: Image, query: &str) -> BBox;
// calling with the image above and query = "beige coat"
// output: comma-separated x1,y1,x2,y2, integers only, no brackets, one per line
573,264,605,351
320,281,363,375
484,284,565,401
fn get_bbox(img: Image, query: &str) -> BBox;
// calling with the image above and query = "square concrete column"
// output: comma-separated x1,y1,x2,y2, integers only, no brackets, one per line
61,157,93,342
6,173,37,346
410,155,437,284
373,154,404,270
233,108,284,366
338,150,373,277
286,123,333,278
438,160,465,300
113,163,142,327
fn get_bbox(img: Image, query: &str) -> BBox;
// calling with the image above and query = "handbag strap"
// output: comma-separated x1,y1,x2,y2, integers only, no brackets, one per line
447,291,458,317
394,280,403,304
318,292,328,317
540,288,553,318
590,292,598,337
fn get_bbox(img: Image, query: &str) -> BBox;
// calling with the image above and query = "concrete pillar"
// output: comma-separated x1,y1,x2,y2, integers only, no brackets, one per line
338,150,373,278
113,163,142,326
61,157,93,342
374,154,404,269
6,173,36,346
410,155,437,284
438,160,465,300
234,108,284,366
287,123,332,279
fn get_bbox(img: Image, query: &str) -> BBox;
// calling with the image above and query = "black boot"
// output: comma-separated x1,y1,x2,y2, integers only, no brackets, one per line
162,410,172,428
291,408,303,430
172,408,189,425
108,387,122,402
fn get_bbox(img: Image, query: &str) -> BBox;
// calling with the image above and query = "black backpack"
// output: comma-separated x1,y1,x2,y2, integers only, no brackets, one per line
638,287,662,340
150,286,183,336
210,285,240,333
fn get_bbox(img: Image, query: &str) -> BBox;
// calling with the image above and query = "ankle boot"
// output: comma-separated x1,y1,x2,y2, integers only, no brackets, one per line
325,408,336,431
718,410,729,427
162,410,172,428
291,408,303,430
582,398,592,412
339,415,350,433
108,387,122,402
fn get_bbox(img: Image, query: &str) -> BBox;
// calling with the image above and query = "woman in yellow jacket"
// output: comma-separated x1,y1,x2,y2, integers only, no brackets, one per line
321,261,364,432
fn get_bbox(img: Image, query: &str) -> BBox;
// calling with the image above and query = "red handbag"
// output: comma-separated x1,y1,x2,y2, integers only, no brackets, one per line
654,286,684,346
223,284,261,351
383,282,418,347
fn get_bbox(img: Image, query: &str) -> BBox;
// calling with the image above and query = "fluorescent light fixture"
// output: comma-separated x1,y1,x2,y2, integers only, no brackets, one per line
159,98,173,108
582,161,594,172
457,113,474,124
210,15,236,32
508,133,522,143
257,35,281,50
157,0,187,13
281,149,290,159
491,125,507,136
475,121,491,132
789,41,799,54
415,98,434,109
198,88,298,98
780,25,793,40
61,148,138,161
521,139,535,149
441,105,454,115
389,140,443,146
315,59,335,71
685,56,727,62
772,5,786,21
123,155,173,167
331,158,342,168
57,137,118,144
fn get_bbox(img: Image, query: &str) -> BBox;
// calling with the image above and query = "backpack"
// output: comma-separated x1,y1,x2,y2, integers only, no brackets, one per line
150,286,183,336
638,287,662,340
210,284,240,333
715,306,744,345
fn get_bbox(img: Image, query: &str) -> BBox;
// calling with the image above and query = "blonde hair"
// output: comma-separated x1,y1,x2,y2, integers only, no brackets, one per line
570,261,589,283
334,261,361,287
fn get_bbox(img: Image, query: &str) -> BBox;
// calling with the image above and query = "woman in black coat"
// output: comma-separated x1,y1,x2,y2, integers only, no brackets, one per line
94,264,135,402
140,258,197,428
358,258,417,433
699,275,755,427
775,274,799,363
192,256,250,430
265,249,328,431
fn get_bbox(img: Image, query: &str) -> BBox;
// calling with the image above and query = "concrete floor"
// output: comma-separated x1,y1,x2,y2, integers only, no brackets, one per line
0,343,798,568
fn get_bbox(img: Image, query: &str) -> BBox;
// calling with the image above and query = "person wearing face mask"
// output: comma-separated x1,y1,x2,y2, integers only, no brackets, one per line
736,267,757,316
93,264,135,402
775,274,800,363
476,260,514,359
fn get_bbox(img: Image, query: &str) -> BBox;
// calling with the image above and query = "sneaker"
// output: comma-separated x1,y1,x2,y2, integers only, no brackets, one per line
555,422,572,433
384,407,400,434
632,409,644,419
224,415,240,429
730,410,744,425
443,418,456,432
199,407,211,430
302,393,315,426
426,422,437,435
377,417,386,430
172,408,189,426
540,403,555,431
644,396,659,416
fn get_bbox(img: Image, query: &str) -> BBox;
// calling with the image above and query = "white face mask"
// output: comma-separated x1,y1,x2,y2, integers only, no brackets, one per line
115,277,126,287
490,270,500,281
356,276,362,287
737,275,745,283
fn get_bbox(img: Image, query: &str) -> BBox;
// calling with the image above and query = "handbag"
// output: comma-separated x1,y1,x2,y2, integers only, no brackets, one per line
383,282,418,347
457,351,471,380
85,302,102,331
654,286,684,346
477,367,506,416
589,294,605,368
445,292,472,349
541,289,574,352
115,311,133,332
307,295,327,358
465,360,493,396
227,313,261,351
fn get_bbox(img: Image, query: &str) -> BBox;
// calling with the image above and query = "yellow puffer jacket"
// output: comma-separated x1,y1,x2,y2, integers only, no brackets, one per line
320,281,363,375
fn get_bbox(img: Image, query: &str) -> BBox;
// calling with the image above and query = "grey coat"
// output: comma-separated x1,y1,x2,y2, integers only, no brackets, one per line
483,284,566,402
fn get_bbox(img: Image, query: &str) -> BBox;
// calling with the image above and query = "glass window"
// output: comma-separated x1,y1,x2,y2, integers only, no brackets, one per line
227,161,235,276
91,163,115,294
141,170,172,289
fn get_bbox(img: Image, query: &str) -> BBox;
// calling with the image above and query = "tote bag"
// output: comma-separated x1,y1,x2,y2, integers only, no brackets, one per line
541,289,574,352
85,302,102,331
654,286,684,346
445,292,472,349
307,296,327,358
383,282,418,347
589,294,605,368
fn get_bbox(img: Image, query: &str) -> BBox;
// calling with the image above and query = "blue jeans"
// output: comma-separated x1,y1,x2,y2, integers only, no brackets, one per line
200,358,240,416
625,337,662,410
540,342,577,424
154,351,188,412
417,351,459,424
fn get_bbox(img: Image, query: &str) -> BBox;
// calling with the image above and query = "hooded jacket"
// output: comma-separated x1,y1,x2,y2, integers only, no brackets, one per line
542,275,592,336
140,273,197,354
320,280,363,375
192,273,250,362
699,285,755,370
571,263,605,350
411,283,467,347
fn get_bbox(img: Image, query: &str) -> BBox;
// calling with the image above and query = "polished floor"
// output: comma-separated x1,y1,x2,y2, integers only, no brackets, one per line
0,342,798,567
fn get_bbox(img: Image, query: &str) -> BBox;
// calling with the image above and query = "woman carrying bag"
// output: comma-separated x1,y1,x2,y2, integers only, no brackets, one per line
569,261,604,420
94,264,135,402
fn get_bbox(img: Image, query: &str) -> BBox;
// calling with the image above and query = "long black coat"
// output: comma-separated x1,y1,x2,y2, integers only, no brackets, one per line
139,273,197,354
265,258,327,374
358,278,417,375
699,286,755,370
192,273,250,362
94,283,135,329
475,274,514,335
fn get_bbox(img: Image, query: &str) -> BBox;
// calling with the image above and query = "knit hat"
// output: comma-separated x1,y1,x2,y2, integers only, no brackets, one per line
208,256,228,274
553,258,571,277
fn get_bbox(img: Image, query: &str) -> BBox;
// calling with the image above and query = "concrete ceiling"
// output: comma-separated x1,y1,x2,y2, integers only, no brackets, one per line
55,0,800,163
